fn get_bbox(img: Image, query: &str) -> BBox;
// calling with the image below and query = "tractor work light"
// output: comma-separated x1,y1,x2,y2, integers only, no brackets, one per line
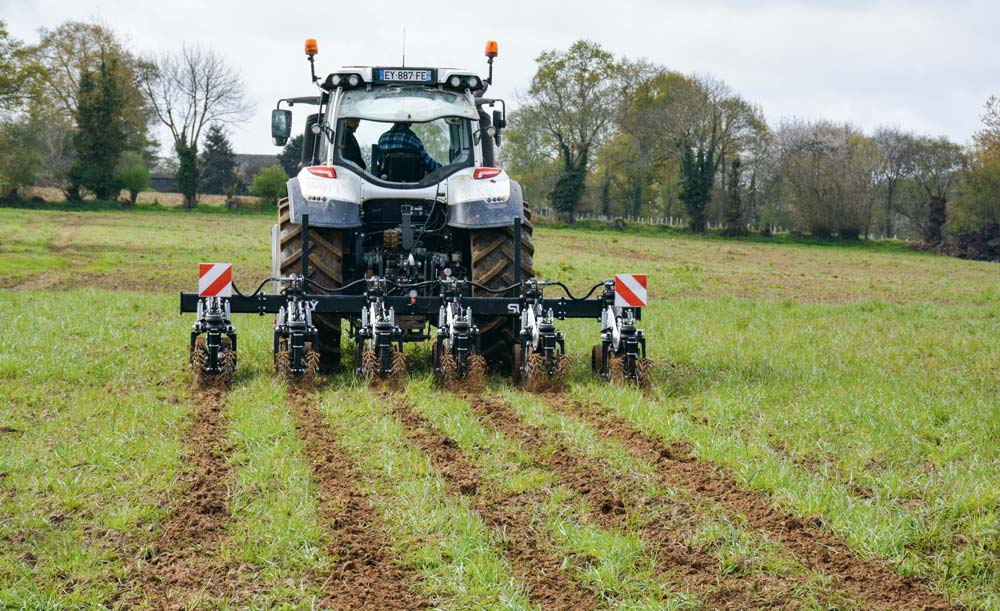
444,73,482,91
324,72,364,90
305,38,318,57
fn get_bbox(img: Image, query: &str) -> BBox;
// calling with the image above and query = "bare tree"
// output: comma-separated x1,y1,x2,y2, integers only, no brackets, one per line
777,119,882,239
31,22,123,118
978,95,1000,150
874,126,916,238
616,60,673,217
742,120,778,228
139,45,253,207
26,21,152,196
723,156,745,235
0,21,43,112
713,86,765,224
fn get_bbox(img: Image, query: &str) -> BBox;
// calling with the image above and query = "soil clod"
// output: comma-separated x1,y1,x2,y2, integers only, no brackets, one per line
555,397,960,611
132,389,238,609
390,395,603,611
287,390,428,611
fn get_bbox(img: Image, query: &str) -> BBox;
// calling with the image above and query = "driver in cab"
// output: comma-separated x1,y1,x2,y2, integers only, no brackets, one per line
376,122,442,178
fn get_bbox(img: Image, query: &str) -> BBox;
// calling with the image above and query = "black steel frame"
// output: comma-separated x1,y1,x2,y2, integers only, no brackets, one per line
181,214,646,381
179,215,640,323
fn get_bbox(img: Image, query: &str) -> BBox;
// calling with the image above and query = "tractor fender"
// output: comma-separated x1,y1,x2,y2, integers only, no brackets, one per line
286,176,362,228
447,178,524,229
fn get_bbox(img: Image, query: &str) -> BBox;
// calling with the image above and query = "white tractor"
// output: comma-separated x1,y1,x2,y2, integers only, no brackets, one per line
269,39,533,378
182,38,649,390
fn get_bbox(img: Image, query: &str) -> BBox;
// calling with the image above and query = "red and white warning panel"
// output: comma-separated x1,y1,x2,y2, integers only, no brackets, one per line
614,274,647,307
198,263,233,298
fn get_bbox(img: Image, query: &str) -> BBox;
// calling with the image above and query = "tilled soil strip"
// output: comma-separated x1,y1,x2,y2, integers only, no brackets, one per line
135,389,240,610
389,394,603,611
287,391,429,611
552,396,959,611
471,396,828,611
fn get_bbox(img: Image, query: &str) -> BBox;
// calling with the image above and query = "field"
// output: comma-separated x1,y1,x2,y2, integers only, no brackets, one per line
1,206,999,610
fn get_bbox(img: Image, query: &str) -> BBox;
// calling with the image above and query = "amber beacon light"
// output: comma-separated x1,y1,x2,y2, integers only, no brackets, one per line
305,38,318,57
485,40,499,58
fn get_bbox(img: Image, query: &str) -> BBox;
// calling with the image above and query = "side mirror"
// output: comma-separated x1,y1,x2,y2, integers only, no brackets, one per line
271,109,292,146
492,109,505,147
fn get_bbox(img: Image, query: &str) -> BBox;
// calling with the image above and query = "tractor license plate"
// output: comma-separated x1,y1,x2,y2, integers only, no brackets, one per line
377,68,433,83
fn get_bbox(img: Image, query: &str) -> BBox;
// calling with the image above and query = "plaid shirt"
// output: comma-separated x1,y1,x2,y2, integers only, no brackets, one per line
376,124,442,173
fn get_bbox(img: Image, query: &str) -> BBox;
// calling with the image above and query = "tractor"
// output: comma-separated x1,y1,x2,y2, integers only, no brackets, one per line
182,39,649,389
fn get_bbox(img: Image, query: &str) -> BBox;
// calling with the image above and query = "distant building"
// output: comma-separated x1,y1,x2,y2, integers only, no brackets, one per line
235,154,281,185
150,157,178,192
149,154,280,193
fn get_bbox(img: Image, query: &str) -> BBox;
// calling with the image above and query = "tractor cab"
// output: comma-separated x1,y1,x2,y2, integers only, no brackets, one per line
269,39,516,233
327,77,481,185
270,41,505,189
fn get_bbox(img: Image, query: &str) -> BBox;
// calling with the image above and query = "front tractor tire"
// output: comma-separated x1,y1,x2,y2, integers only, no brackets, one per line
470,205,535,373
277,198,344,371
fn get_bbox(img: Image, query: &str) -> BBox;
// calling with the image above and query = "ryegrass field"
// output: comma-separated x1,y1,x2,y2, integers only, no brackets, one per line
1,206,998,610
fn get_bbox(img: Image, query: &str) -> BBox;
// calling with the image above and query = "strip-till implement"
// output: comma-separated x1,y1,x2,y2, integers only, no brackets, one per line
181,39,649,389
182,217,648,389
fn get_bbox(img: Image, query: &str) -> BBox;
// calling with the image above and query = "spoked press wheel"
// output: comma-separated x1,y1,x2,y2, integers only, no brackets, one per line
470,204,534,374
191,336,235,388
359,345,406,388
434,341,486,392
277,198,344,371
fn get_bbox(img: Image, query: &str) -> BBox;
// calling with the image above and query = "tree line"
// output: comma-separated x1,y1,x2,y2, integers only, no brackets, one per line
506,40,1000,259
0,19,279,208
3,26,997,257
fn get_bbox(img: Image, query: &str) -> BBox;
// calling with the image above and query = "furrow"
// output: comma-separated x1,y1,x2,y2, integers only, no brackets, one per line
286,391,429,611
472,394,842,611
389,393,604,611
555,395,959,611
406,383,697,609
135,389,238,610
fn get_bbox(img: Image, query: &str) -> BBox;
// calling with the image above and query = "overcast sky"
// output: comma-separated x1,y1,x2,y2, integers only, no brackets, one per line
3,0,997,155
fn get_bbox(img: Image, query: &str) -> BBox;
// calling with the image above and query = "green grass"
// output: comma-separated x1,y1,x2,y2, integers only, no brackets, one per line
1,207,998,609
497,386,854,609
1,197,272,216
406,378,697,609
562,296,1000,609
536,216,919,252
220,363,329,609
0,291,188,608
318,385,537,609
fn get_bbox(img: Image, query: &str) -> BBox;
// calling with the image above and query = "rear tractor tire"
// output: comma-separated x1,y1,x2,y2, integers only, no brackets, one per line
277,198,345,372
470,204,534,374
